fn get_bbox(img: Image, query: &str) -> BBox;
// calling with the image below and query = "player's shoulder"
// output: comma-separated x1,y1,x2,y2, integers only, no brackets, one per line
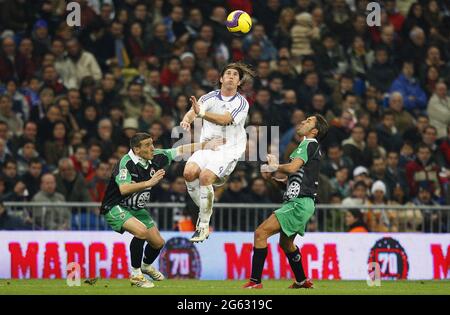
119,153,134,169
235,93,249,109
200,90,220,102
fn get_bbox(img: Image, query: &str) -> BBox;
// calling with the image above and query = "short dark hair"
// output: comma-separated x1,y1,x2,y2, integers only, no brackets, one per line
353,180,367,190
29,157,42,166
313,114,328,141
130,132,152,149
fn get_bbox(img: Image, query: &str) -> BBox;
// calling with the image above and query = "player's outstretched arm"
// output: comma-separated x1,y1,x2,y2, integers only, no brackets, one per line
190,96,233,126
175,137,226,156
180,108,197,131
264,154,305,175
118,169,165,195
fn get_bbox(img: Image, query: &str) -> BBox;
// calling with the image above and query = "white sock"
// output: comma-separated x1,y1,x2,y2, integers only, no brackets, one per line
142,262,150,269
186,179,200,207
199,185,214,228
131,267,142,277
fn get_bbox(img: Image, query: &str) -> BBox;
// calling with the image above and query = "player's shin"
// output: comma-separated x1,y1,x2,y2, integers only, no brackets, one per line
143,243,161,265
130,237,145,276
199,184,214,228
285,246,307,283
186,179,201,207
250,247,268,284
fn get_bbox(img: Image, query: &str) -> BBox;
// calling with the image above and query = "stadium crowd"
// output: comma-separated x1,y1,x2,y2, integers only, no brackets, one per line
0,0,449,233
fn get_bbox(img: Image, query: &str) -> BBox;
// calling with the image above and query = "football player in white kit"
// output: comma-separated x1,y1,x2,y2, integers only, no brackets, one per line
181,63,256,242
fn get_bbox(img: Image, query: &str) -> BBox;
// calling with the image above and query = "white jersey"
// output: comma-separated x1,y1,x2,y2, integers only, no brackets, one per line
198,89,249,159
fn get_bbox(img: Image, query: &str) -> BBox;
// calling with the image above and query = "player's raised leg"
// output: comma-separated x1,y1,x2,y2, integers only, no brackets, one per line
184,161,202,207
243,214,281,288
279,233,313,289
190,168,217,242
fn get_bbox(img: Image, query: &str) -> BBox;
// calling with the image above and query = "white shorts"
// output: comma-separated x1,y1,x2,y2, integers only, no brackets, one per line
187,149,239,178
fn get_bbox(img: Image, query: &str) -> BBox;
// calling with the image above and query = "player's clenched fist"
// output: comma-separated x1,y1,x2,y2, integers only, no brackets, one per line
146,169,165,187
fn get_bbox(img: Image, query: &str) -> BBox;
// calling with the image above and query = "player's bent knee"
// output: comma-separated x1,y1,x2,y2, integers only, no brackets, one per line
254,228,267,242
183,168,199,182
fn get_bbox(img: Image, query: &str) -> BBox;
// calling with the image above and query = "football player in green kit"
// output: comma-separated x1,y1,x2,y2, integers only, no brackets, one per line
244,114,328,289
101,133,223,288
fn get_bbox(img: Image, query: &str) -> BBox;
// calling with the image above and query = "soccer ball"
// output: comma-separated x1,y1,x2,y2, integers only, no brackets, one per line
225,10,252,34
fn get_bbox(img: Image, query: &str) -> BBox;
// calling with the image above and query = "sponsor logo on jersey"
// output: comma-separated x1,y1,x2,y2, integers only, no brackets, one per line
119,169,128,180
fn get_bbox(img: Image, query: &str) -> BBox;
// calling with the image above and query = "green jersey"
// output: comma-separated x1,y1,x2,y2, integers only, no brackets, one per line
283,137,322,202
100,148,176,214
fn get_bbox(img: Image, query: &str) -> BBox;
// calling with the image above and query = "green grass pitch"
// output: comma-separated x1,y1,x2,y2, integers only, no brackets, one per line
0,279,449,295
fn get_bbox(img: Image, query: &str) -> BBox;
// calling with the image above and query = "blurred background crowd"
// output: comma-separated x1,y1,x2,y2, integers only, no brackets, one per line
0,0,449,233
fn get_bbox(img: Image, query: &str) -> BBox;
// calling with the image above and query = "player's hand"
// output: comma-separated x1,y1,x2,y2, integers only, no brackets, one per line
266,154,279,171
180,120,191,131
272,176,288,184
190,96,200,115
260,163,277,174
204,137,226,150
147,169,165,187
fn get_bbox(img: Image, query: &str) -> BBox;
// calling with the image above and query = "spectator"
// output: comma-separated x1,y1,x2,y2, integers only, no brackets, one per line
367,46,397,93
0,36,33,84
390,60,427,114
413,181,446,233
342,124,372,167
385,151,409,196
403,113,429,145
0,94,23,135
345,209,369,233
55,158,91,202
321,144,354,178
352,165,373,190
43,121,70,169
0,138,13,168
248,177,272,203
376,109,404,152
387,92,415,135
243,23,277,61
342,181,368,207
70,145,95,179
330,167,351,198
366,129,386,161
366,180,397,232
0,201,28,230
21,158,43,199
65,38,102,88
219,174,252,203
290,12,316,60
12,121,38,153
427,82,450,138
31,173,70,230
87,161,111,202
16,140,40,176
2,159,19,194
422,125,446,168
406,143,441,199
322,110,353,151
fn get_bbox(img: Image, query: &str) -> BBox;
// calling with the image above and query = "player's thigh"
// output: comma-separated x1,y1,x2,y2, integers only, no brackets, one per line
122,216,149,239
144,226,165,249
254,213,281,241
279,232,297,252
204,152,238,182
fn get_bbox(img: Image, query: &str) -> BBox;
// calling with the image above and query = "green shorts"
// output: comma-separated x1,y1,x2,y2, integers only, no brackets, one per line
274,197,315,237
104,205,155,234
